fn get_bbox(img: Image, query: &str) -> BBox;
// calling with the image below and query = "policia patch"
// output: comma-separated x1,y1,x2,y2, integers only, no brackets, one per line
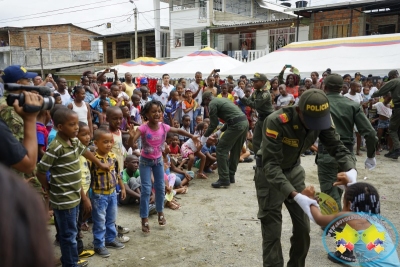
282,137,299,147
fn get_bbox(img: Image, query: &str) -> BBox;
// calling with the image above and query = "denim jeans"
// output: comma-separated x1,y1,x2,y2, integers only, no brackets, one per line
139,156,165,218
91,191,118,249
174,171,194,187
53,205,79,267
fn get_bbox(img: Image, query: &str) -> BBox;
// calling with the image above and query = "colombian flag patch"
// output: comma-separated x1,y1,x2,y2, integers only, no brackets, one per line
278,113,289,123
266,128,278,139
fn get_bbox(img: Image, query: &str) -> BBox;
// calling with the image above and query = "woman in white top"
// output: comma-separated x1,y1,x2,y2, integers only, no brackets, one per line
68,86,93,138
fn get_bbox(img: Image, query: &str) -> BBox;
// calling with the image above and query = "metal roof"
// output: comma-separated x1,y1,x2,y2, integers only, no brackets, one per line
286,0,400,16
25,61,100,72
209,18,295,29
93,27,169,40
0,23,100,36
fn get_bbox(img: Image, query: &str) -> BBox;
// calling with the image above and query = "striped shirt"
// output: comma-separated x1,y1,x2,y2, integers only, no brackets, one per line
37,134,86,210
89,151,119,192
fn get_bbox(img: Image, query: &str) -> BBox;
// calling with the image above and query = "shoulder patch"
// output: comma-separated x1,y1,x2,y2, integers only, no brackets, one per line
266,128,278,139
278,113,289,124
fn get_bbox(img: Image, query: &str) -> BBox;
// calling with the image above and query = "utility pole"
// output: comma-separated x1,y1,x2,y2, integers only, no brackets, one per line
134,8,138,59
38,36,44,77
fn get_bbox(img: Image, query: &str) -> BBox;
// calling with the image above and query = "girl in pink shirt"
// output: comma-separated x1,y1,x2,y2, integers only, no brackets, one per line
129,100,199,233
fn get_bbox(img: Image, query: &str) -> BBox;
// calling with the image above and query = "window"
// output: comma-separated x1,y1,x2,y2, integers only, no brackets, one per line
184,33,195,46
322,25,349,39
269,28,296,52
115,41,130,59
378,24,396,34
106,42,113,63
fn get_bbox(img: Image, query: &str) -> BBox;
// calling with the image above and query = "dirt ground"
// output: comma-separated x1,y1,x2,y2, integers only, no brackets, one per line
50,153,400,267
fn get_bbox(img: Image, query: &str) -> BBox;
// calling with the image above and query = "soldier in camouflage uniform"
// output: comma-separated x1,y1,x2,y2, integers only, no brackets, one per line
256,89,358,267
239,73,274,155
0,65,43,189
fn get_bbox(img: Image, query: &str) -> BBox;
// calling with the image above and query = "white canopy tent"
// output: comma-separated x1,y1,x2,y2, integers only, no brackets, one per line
97,57,166,78
222,33,400,79
147,47,244,78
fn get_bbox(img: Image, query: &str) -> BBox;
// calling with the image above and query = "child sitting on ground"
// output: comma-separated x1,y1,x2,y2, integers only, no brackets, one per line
303,180,400,266
181,122,208,179
200,136,217,173
179,115,192,145
168,133,185,167
89,128,126,257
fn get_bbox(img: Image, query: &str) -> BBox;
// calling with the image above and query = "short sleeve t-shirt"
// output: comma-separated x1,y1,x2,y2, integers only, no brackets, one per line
201,144,216,155
277,94,295,106
122,169,140,184
48,128,57,145
373,102,392,118
344,93,363,103
138,122,171,159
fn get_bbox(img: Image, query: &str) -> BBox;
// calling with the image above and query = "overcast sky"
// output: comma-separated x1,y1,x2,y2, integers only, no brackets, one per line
0,0,170,35
0,0,366,36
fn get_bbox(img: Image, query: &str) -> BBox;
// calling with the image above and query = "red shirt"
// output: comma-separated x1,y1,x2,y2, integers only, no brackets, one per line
169,144,180,155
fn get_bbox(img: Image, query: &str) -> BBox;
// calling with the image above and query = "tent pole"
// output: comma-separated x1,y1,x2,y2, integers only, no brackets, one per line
296,15,300,42
349,8,353,37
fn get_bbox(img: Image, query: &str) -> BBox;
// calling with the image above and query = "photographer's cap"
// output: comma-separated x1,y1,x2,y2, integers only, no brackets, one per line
250,73,268,82
2,65,37,83
298,89,331,130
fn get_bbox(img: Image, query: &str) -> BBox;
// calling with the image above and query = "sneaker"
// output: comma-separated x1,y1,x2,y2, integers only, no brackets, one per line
77,259,89,267
149,204,157,215
105,239,125,249
94,247,110,258
327,250,356,265
116,225,130,234
117,233,130,243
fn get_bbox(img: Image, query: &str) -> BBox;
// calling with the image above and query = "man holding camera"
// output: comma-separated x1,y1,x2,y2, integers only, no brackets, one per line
0,65,45,177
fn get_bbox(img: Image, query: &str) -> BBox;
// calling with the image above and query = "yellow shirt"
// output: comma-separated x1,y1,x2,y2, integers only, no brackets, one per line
217,93,234,102
123,82,136,99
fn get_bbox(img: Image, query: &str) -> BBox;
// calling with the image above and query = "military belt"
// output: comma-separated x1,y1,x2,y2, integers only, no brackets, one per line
226,115,247,126
318,143,353,154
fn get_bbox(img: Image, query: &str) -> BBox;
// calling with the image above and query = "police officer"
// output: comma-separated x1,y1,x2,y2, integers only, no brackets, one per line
201,91,248,188
318,74,377,210
371,69,400,159
256,89,357,267
239,73,274,155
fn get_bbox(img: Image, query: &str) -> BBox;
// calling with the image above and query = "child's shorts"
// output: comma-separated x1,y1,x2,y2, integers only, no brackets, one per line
181,143,194,159
378,119,390,129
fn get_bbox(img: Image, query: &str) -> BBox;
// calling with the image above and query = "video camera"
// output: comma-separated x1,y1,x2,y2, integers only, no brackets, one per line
4,83,55,112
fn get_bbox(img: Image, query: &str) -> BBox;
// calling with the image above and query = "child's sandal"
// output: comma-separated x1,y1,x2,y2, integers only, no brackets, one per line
158,213,166,226
141,219,150,233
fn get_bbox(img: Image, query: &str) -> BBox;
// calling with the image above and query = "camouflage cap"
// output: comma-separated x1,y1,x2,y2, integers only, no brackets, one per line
250,73,268,82
298,89,331,131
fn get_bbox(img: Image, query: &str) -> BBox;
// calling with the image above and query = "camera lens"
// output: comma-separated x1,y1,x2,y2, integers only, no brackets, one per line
42,96,55,111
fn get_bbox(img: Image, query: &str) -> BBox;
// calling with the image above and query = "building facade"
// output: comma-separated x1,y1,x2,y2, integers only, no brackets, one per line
0,24,100,70
161,0,309,60
94,28,169,65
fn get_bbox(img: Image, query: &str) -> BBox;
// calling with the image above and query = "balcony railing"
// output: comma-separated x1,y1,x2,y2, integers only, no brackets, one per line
228,50,267,62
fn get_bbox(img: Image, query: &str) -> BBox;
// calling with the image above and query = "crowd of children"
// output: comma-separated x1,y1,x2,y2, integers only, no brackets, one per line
25,67,398,266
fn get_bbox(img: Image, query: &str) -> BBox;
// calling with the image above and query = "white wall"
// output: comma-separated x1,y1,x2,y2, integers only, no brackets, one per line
256,29,269,50
298,26,310,42
170,8,209,31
